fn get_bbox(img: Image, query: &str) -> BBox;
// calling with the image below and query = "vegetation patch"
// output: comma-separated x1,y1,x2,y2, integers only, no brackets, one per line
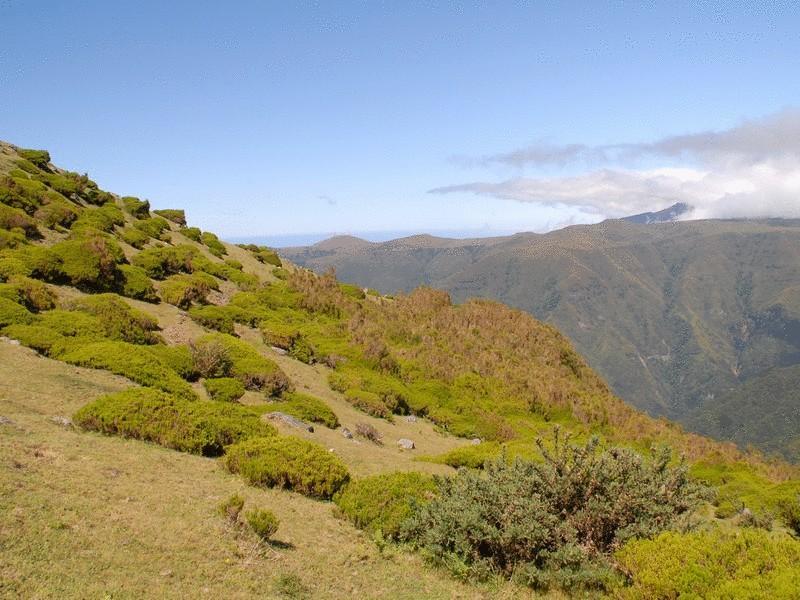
223,435,350,499
118,264,158,302
200,231,227,257
245,509,280,542
65,294,161,344
153,208,186,225
264,392,339,428
74,388,275,456
160,273,214,308
0,296,34,327
204,377,246,402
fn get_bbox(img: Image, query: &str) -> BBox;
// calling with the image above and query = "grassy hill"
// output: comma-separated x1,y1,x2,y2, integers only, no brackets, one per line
2,140,800,597
283,219,800,460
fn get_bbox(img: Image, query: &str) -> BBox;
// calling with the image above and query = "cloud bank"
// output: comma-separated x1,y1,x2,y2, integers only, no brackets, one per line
432,109,800,220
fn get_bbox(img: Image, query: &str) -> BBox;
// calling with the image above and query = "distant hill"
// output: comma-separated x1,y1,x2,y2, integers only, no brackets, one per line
623,202,691,224
282,217,800,460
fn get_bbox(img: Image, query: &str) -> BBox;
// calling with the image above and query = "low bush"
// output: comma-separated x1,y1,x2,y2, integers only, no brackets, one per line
224,436,349,499
0,228,27,250
188,305,236,334
35,197,79,228
335,472,435,539
204,377,245,402
0,204,39,238
121,196,151,218
36,309,105,339
1,245,62,281
239,244,282,266
245,509,280,542
118,264,158,302
0,297,33,327
614,528,800,599
401,430,709,592
224,259,243,270
144,344,197,380
779,495,800,536
195,333,291,396
160,273,212,308
132,244,197,279
66,294,161,344
344,389,391,419
153,208,186,225
200,231,227,257
70,204,125,233
52,235,124,290
426,441,502,469
181,226,202,241
1,276,57,312
119,226,150,249
191,338,233,379
74,388,275,456
134,217,171,239
263,326,315,363
267,392,339,428
18,148,51,168
1,324,64,354
218,493,245,524
355,422,382,444
62,341,196,398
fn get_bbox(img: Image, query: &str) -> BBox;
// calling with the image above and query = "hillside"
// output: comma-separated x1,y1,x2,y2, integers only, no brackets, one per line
283,219,800,460
2,141,800,597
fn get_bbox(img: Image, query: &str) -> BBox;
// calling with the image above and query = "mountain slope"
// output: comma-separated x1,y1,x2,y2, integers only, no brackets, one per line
282,219,800,459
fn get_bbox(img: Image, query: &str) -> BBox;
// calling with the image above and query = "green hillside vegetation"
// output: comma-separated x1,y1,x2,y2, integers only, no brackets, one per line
2,140,800,597
283,221,800,461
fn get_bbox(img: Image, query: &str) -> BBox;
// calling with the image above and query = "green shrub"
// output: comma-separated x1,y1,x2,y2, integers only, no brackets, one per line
263,326,316,364
239,244,282,266
267,392,339,428
133,217,171,239
119,226,150,249
70,204,125,233
246,509,280,541
1,276,57,312
188,305,236,334
118,264,158,302
0,204,39,238
200,231,227,257
779,495,800,536
52,235,124,290
1,323,64,354
0,297,33,327
74,388,275,456
401,430,709,592
425,442,502,469
144,344,197,380
121,196,151,218
181,226,202,241
0,174,44,213
132,244,197,278
18,149,51,169
191,338,233,379
35,197,79,228
218,493,245,524
195,333,291,396
224,259,243,270
66,294,160,344
153,209,186,225
204,377,246,402
62,341,195,398
36,309,105,339
160,273,212,308
614,528,800,599
1,245,63,281
0,228,27,250
223,436,349,499
339,283,365,300
344,389,391,419
335,472,435,539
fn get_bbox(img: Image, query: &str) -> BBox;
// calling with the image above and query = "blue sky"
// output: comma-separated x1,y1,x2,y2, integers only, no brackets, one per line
2,2,800,244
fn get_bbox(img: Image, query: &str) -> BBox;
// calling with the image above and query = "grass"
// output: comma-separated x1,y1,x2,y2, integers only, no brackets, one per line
0,341,535,599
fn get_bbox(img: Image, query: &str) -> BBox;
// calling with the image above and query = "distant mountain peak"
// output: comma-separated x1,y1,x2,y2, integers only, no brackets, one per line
622,202,691,224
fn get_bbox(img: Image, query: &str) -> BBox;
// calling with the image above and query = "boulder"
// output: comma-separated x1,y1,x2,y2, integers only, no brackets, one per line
264,411,314,433
270,346,288,355
51,415,73,428
341,427,353,439
397,438,415,450
405,415,417,423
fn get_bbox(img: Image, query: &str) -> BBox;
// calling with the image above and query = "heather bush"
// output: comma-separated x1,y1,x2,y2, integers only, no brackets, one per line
218,493,245,524
195,333,291,396
121,196,151,218
200,231,227,257
334,472,435,539
132,244,197,278
204,377,245,402
70,204,125,233
223,436,350,499
426,442,502,469
0,297,34,327
191,338,233,379
0,174,44,213
133,217,171,239
245,509,280,541
239,244,281,266
66,294,160,344
0,204,39,238
52,235,124,290
160,273,212,308
267,392,339,428
181,226,202,241
0,228,27,250
144,344,197,380
263,326,315,363
153,208,186,225
118,264,158,302
18,149,51,169
73,388,275,456
224,259,243,270
35,197,79,228
61,341,195,398
1,323,63,354
779,495,800,536
1,276,56,311
355,422,383,444
0,245,62,281
344,389,391,419
119,226,150,249
614,528,800,599
188,305,236,334
401,430,708,592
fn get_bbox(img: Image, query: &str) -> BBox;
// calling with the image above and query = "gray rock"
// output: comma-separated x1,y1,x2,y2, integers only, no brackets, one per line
405,415,417,423
341,427,353,439
270,346,288,355
397,438,415,450
470,438,481,445
264,412,314,432
0,337,20,346
51,415,73,428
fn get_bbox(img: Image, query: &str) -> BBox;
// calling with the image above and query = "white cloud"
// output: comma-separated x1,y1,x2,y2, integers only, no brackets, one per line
434,109,800,221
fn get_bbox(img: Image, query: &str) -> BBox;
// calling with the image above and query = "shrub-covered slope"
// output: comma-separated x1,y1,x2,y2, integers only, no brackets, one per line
2,140,800,597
